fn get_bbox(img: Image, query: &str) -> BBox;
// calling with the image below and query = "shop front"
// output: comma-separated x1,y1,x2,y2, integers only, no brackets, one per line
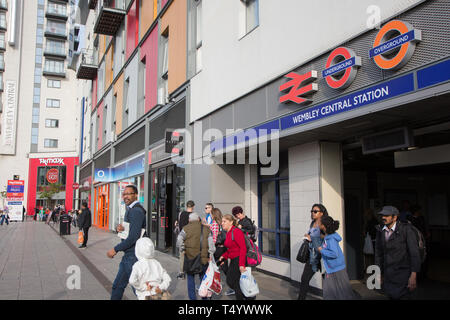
27,156,79,215
148,143,185,254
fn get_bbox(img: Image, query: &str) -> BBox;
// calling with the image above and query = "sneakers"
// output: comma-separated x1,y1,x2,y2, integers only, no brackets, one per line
225,289,235,296
176,273,186,280
78,245,87,249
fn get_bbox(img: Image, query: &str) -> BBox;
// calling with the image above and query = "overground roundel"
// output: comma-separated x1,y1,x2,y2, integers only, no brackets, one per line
323,47,361,90
370,20,421,70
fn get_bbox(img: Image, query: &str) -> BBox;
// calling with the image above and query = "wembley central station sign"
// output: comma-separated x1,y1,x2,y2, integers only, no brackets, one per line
279,20,422,105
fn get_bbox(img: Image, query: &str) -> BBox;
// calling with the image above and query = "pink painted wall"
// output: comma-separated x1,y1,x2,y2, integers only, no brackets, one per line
161,0,169,9
140,24,158,113
126,0,139,60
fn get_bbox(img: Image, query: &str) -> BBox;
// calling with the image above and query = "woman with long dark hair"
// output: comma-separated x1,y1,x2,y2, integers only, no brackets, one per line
317,215,356,300
297,203,328,300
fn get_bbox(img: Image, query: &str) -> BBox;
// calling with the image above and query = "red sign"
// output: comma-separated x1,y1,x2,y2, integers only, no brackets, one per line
46,169,59,184
72,183,80,190
279,71,318,105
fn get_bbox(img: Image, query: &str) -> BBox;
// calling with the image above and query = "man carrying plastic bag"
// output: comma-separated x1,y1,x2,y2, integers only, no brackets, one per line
198,258,222,298
239,267,259,298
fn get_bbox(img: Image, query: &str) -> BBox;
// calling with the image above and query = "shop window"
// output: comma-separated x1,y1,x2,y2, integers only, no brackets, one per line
258,151,290,260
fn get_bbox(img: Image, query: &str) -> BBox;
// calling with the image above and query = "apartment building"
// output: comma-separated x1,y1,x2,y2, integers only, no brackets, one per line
0,0,80,217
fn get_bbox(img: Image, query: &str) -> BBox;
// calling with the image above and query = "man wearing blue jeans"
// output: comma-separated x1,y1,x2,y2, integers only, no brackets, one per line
107,185,146,300
0,209,9,226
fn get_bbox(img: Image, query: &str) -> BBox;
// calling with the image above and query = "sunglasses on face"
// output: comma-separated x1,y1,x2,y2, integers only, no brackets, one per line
311,210,321,214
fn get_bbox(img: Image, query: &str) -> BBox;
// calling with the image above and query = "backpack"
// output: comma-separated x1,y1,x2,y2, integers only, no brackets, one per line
406,222,427,264
231,228,262,267
251,220,259,243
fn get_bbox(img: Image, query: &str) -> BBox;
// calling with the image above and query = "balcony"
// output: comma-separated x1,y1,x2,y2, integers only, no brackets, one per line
43,60,66,78
0,38,5,51
76,50,98,80
0,0,7,11
45,27,67,40
89,0,98,10
0,59,4,72
44,47,67,59
94,0,126,36
46,5,68,21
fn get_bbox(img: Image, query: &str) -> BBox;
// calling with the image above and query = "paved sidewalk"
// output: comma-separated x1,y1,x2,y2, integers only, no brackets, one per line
49,221,303,300
1,220,305,300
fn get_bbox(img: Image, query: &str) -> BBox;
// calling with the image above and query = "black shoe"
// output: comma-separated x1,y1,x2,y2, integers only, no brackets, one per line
177,273,186,280
78,245,87,249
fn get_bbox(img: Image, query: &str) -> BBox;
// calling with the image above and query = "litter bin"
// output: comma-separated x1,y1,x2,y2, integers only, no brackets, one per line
60,214,72,235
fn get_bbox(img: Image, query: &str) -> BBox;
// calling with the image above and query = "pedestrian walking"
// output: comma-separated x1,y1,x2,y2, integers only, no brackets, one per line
78,202,92,249
129,237,171,300
176,213,215,300
316,215,356,300
297,204,328,300
375,205,421,300
176,200,196,280
0,208,10,226
217,214,256,301
231,206,257,241
107,185,147,300
201,203,214,226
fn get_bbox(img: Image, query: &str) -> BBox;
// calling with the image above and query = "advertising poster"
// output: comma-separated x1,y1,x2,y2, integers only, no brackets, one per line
7,201,23,221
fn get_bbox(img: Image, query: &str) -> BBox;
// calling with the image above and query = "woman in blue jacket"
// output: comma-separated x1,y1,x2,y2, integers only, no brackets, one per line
316,216,357,300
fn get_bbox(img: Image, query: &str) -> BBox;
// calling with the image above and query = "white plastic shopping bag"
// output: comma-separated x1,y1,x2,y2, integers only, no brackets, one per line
198,260,220,297
239,267,259,298
363,232,374,255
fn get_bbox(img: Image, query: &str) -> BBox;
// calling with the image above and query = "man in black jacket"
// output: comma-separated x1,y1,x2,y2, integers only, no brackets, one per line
78,202,92,249
375,206,421,300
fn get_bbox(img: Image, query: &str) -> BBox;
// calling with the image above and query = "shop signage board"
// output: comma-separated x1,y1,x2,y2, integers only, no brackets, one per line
46,169,59,184
1,81,18,155
281,73,415,131
6,201,23,221
6,180,24,201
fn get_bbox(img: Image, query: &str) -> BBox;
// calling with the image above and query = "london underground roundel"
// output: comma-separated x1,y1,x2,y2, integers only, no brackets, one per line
370,20,421,70
323,47,361,90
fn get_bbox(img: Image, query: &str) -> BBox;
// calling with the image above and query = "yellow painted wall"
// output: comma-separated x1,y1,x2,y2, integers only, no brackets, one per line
99,35,106,63
105,45,114,91
140,0,158,41
160,0,187,94
113,74,124,135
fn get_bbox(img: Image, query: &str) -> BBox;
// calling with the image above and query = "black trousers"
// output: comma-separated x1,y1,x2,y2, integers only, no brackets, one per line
225,257,256,301
298,262,315,300
82,227,89,246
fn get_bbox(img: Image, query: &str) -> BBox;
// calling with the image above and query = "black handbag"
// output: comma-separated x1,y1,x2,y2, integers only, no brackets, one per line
183,225,204,275
296,240,310,263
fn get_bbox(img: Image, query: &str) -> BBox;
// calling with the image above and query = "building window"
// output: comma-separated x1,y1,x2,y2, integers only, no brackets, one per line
44,59,64,74
0,33,5,50
44,139,58,148
48,79,61,88
45,119,59,128
47,1,67,16
0,12,6,29
46,20,66,36
0,52,4,70
45,39,65,55
46,98,60,108
258,151,290,260
37,166,66,187
245,0,259,34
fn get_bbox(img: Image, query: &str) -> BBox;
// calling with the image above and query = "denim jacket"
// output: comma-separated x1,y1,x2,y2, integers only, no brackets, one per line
308,226,323,272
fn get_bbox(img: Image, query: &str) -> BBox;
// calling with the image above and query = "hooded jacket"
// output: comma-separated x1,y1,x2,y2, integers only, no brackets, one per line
129,237,171,300
319,232,346,274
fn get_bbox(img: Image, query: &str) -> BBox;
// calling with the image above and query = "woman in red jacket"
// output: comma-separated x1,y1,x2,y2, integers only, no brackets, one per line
217,214,256,300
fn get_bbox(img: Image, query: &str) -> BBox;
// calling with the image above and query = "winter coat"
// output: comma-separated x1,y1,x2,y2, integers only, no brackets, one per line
77,208,92,229
129,237,171,300
318,232,346,274
375,222,421,299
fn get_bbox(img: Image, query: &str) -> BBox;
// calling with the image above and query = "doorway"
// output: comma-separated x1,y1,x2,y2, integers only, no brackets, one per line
149,164,185,255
